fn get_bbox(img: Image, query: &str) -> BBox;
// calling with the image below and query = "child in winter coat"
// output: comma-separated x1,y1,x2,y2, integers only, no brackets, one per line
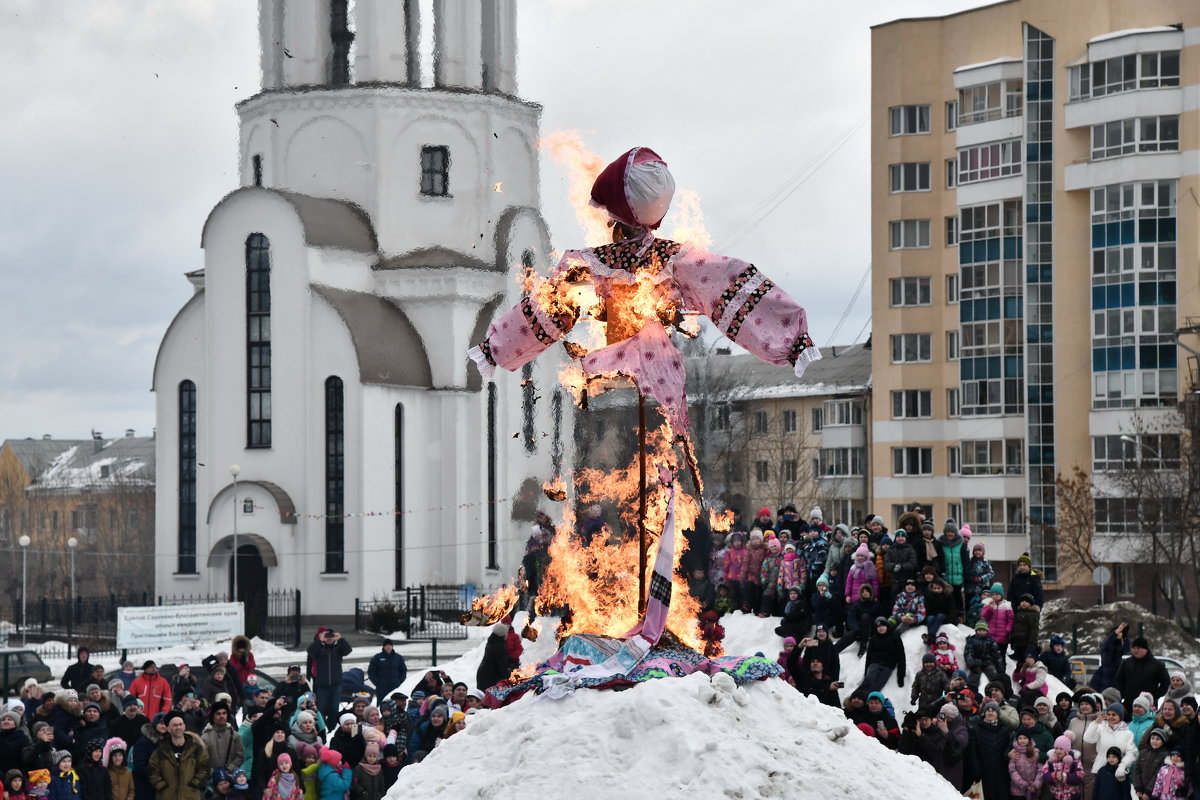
743,530,768,613
315,749,351,800
757,538,783,617
296,746,320,800
379,744,401,788
1151,748,1188,800
910,654,950,710
890,578,926,633
981,584,1015,649
720,533,749,610
1008,732,1042,800
773,588,809,640
350,742,387,800
1135,728,1168,800
78,739,111,800
1009,595,1042,662
5,769,28,800
1040,732,1084,800
777,638,797,684
809,575,838,632
104,738,133,800
263,753,304,800
1095,747,1129,800
964,539,994,626
25,772,49,800
778,544,806,598
229,769,252,800
931,632,959,675
708,531,726,592
712,584,734,617
843,544,879,605
48,752,80,800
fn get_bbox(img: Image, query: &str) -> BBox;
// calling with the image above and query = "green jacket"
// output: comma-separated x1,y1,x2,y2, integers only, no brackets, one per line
148,732,212,800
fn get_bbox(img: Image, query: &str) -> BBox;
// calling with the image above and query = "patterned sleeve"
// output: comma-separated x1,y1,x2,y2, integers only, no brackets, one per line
467,256,580,378
672,249,821,377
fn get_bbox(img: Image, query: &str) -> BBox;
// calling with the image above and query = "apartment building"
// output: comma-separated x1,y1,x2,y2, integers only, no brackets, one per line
871,0,1199,601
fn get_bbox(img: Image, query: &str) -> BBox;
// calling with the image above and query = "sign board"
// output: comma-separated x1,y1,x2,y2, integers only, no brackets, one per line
1092,566,1112,586
117,603,244,650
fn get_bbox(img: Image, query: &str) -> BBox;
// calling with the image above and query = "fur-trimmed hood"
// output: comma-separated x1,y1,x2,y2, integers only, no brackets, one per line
54,695,81,718
231,635,252,653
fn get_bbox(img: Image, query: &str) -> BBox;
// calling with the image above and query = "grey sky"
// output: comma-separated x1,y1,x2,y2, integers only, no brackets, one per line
0,0,993,441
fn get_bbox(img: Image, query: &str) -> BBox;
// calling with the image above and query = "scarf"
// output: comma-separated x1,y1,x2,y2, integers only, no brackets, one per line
275,772,298,796
923,538,938,562
356,762,381,777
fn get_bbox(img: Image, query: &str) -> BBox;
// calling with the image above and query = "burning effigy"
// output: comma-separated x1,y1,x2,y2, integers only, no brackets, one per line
465,145,822,703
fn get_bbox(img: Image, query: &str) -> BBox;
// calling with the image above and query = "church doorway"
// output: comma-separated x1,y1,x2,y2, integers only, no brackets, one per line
230,544,269,638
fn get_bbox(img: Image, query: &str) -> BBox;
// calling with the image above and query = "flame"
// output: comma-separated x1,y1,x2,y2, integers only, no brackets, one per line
542,476,566,502
494,182,503,193
709,508,734,533
664,189,713,252
541,130,611,246
463,584,519,626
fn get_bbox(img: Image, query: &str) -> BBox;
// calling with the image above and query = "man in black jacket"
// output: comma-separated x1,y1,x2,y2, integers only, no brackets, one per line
859,617,906,694
476,621,512,692
367,641,407,701
60,648,92,694
305,630,352,728
1114,636,1170,715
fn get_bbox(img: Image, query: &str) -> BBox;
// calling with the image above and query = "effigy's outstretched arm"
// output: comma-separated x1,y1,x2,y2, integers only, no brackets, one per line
671,249,821,376
468,258,580,379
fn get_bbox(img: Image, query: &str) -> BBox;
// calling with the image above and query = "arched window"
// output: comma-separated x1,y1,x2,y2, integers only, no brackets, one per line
487,382,498,569
325,376,345,573
178,380,197,574
394,403,404,589
246,234,272,448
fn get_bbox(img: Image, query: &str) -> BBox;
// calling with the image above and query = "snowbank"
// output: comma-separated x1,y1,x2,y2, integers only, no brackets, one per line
386,669,964,799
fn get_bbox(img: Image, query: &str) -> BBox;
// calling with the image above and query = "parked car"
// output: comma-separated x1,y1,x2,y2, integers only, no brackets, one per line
0,648,52,695
1069,653,1189,687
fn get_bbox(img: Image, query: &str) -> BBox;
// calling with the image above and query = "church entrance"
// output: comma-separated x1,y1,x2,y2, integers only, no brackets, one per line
230,544,269,638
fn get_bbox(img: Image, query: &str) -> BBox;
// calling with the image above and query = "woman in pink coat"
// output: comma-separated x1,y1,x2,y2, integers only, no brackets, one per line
721,532,750,610
843,544,879,604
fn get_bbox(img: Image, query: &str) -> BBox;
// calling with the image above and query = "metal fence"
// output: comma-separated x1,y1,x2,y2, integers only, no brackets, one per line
13,588,302,655
355,585,470,641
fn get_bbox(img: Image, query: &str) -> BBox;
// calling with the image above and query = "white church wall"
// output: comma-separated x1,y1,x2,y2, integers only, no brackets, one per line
283,116,370,203
309,249,376,293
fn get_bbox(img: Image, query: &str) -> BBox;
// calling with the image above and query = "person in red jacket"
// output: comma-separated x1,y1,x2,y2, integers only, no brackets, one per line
127,662,172,719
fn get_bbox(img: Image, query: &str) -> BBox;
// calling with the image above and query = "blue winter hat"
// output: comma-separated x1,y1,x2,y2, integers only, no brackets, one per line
1106,702,1126,720
952,669,968,681
212,768,231,788
867,691,887,705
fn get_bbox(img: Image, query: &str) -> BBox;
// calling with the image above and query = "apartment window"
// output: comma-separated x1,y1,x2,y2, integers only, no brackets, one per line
889,104,930,136
246,233,272,448
960,439,1025,476
755,461,769,484
948,446,961,475
957,79,1023,126
957,139,1022,184
1116,563,1135,596
811,408,823,432
891,389,932,419
753,410,769,434
324,376,346,574
72,510,81,530
783,460,798,483
178,380,197,574
819,448,864,477
946,159,957,189
890,277,931,307
782,409,797,434
963,497,1025,534
51,511,58,533
946,330,960,360
892,447,933,476
420,145,450,196
890,219,930,250
1093,434,1181,471
946,274,959,303
889,162,931,193
823,399,863,426
1072,51,1179,100
945,100,957,131
891,333,932,363
712,404,731,431
947,502,962,523
948,388,961,418
1091,116,1179,160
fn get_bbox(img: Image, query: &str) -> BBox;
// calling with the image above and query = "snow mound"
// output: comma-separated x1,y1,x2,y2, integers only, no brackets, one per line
387,671,963,800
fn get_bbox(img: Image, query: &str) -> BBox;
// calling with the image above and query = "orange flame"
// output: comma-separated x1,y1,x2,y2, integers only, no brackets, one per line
463,584,519,626
540,130,611,246
664,189,713,252
709,508,734,534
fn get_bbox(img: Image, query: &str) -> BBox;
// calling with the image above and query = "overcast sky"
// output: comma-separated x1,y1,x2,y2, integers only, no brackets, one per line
0,0,994,442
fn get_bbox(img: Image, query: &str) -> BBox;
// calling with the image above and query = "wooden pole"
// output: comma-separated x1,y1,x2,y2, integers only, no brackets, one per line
638,392,648,616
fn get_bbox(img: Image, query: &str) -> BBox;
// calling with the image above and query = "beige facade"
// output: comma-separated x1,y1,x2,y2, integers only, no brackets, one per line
871,1,1200,596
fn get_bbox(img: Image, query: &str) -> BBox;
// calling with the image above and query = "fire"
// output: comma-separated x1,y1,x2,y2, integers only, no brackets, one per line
540,130,611,246
462,584,519,626
542,476,566,502
709,508,734,533
664,189,713,252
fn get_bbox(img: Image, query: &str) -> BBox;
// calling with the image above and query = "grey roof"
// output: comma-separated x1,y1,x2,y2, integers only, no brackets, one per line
3,437,156,490
374,246,494,272
201,187,378,252
685,343,872,401
312,284,434,388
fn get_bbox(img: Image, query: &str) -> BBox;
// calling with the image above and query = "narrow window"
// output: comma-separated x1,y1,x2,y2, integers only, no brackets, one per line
521,363,536,453
330,0,354,85
420,145,449,196
178,380,197,574
246,234,272,448
394,403,404,589
486,383,498,569
325,376,345,573
252,154,263,187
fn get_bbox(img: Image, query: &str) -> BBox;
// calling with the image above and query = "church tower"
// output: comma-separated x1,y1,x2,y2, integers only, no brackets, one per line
153,0,562,626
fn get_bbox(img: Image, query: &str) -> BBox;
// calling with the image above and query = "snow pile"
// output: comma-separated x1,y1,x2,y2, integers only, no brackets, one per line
386,669,964,799
1040,599,1200,664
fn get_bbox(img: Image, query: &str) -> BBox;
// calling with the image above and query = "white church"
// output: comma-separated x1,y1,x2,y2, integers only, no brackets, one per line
153,0,568,620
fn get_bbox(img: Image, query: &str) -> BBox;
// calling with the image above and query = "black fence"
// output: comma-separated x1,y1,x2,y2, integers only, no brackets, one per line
355,585,470,641
13,588,302,654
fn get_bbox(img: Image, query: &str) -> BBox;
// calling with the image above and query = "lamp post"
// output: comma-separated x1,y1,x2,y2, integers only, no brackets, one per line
18,535,30,646
230,465,240,603
67,537,78,602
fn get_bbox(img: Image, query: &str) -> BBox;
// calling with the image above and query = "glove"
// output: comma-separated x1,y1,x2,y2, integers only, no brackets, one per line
1115,767,1126,780
897,676,905,687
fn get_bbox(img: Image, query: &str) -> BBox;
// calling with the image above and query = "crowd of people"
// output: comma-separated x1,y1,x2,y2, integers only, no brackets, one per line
0,625,515,800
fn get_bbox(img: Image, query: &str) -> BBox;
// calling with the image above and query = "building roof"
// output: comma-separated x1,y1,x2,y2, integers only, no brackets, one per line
687,343,872,402
311,284,435,388
870,0,1017,29
201,187,378,252
374,246,495,272
3,436,156,491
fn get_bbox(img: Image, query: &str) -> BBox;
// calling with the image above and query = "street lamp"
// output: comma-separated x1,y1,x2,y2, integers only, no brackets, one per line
67,537,78,602
18,535,30,646
230,465,240,603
